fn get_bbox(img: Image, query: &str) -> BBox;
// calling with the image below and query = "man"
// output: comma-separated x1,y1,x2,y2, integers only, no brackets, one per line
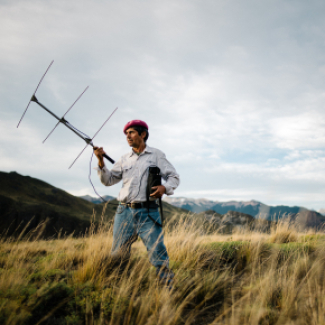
94,120,180,283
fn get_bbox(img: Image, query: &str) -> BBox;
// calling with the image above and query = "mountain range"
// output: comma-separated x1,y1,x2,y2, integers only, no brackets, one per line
163,197,325,229
163,197,310,217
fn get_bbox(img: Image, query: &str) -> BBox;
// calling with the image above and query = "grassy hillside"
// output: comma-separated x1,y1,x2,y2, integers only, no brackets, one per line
0,171,186,238
1,219,325,324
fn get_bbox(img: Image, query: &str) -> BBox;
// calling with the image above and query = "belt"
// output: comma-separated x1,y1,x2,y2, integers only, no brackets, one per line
121,201,158,209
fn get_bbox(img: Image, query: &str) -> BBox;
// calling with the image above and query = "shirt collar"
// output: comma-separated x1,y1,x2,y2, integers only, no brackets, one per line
129,145,152,157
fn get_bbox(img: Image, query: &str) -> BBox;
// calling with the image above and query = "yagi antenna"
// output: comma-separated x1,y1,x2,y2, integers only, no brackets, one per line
17,61,117,167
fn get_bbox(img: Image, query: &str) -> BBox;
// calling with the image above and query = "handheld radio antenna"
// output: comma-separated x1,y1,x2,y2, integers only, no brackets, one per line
17,61,117,167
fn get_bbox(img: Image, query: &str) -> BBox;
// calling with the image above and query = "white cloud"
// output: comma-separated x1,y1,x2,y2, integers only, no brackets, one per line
269,111,325,150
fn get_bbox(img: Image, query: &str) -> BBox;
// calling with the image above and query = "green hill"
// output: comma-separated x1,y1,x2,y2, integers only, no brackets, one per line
0,171,186,238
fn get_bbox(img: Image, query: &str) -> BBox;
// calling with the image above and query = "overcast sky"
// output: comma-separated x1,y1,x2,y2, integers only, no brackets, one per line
1,0,325,211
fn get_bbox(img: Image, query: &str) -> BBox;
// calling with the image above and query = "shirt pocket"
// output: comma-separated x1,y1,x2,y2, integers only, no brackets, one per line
122,165,133,184
146,159,156,167
140,159,156,176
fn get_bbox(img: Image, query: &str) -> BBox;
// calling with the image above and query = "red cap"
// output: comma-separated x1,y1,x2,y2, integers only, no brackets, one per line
123,120,149,134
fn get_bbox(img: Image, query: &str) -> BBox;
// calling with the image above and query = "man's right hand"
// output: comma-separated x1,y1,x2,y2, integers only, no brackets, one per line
93,146,106,169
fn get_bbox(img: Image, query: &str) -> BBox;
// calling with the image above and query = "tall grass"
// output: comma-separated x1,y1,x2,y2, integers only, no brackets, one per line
0,212,325,324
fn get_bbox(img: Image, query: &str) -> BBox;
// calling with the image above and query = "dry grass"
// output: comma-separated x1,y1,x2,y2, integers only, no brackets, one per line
1,214,325,324
269,218,299,244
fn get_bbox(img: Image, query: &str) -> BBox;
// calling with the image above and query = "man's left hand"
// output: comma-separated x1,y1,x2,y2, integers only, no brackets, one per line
150,185,166,198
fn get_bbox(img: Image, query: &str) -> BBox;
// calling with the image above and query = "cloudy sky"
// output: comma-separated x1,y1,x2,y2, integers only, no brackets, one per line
1,0,325,211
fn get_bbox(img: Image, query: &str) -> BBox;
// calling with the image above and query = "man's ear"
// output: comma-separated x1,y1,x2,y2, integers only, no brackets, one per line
141,131,146,139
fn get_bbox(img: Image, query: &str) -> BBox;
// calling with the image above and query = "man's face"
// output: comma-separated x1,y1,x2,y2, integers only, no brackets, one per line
125,128,146,148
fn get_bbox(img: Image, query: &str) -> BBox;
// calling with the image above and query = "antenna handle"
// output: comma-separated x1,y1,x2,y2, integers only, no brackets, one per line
103,153,115,164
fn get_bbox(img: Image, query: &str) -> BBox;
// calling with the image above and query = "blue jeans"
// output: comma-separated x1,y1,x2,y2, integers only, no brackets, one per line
112,205,170,271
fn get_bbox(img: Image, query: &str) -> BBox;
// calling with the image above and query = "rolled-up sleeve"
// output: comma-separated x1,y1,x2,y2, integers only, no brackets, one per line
158,153,180,196
97,158,123,186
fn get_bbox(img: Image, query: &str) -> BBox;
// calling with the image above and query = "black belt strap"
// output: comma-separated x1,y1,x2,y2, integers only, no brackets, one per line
123,202,158,209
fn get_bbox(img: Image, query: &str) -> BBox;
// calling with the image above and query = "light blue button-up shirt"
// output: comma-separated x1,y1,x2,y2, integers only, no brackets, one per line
97,145,180,203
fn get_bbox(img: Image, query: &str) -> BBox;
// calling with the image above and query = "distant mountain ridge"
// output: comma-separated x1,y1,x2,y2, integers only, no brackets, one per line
164,197,302,217
163,197,325,228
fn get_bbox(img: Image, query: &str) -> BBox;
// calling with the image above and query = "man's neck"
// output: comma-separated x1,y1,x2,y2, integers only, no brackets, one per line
132,143,146,154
